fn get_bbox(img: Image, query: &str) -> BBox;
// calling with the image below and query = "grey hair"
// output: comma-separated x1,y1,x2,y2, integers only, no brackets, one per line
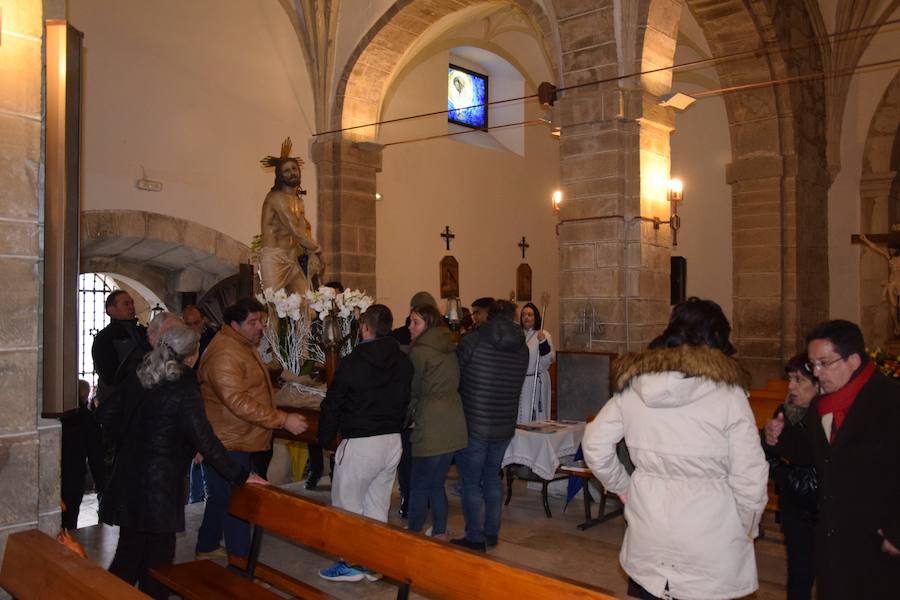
148,311,182,337
137,324,199,388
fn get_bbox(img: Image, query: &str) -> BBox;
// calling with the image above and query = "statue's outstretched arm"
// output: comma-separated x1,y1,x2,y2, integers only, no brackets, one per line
860,234,890,259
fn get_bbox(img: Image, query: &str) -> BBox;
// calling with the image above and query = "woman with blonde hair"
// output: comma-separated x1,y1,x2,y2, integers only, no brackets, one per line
406,304,468,539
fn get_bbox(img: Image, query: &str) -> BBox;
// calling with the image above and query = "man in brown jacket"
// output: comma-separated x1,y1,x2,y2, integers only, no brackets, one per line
195,297,307,559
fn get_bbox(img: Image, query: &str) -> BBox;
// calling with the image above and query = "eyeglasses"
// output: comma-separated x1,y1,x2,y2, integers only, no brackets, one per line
804,356,844,372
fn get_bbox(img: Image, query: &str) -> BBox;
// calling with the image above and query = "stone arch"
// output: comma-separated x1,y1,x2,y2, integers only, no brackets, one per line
629,0,829,382
314,0,560,293
333,0,560,138
80,210,251,311
859,70,900,347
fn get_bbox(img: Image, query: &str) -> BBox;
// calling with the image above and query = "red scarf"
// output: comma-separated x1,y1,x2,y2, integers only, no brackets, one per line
816,361,876,442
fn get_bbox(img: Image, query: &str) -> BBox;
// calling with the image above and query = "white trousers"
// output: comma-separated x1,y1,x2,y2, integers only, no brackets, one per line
331,433,402,523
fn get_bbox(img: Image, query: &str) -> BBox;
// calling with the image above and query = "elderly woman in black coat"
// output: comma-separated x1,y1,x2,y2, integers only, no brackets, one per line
765,354,819,600
99,324,265,599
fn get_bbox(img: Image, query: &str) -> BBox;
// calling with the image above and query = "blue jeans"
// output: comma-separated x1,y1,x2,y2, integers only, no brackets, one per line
455,437,511,543
196,450,252,558
407,452,454,535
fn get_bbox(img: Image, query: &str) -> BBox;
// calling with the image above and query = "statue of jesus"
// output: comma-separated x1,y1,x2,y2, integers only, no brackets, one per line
860,234,900,336
259,138,323,296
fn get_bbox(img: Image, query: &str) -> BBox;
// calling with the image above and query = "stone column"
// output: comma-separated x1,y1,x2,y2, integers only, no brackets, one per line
557,84,675,353
728,157,787,382
0,0,61,556
311,137,382,294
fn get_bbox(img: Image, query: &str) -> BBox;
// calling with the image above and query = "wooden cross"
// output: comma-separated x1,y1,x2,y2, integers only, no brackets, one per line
518,236,530,259
441,225,455,251
851,231,900,250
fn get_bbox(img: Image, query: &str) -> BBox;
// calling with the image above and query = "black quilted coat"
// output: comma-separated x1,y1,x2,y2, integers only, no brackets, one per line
457,318,529,441
99,370,248,533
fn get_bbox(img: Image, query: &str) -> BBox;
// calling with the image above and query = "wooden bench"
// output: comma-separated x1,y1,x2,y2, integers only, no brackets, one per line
0,529,149,599
152,485,617,600
558,464,624,530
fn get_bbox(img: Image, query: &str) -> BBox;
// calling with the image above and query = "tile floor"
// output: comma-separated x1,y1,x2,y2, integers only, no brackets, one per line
72,472,789,599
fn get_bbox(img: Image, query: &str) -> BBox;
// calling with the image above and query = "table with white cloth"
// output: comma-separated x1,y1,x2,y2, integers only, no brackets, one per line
501,421,585,518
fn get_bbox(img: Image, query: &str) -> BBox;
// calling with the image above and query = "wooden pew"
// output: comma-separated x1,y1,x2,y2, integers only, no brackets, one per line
152,485,617,600
0,529,148,599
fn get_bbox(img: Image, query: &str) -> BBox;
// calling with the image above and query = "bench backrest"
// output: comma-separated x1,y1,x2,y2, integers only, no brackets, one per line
229,485,616,600
749,378,788,429
0,529,148,599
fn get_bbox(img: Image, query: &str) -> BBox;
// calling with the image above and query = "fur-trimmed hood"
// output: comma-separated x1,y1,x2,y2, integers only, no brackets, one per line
612,345,750,408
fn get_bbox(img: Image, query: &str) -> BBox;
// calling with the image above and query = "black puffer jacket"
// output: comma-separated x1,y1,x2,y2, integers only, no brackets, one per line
318,336,413,446
457,318,529,441
99,370,248,532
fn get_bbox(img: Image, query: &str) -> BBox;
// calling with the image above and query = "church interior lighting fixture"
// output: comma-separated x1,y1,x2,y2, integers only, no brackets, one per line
658,92,696,111
653,178,684,246
552,190,562,214
446,297,462,331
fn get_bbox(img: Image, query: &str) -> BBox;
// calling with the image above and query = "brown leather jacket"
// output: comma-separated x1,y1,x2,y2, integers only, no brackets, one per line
199,325,286,452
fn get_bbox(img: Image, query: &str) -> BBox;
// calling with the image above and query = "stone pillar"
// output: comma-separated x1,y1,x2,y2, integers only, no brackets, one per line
728,157,787,382
311,137,382,294
557,84,675,353
0,0,61,557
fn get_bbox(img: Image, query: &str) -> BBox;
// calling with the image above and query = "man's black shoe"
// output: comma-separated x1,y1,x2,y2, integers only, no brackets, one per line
305,476,320,490
485,535,498,548
450,538,486,552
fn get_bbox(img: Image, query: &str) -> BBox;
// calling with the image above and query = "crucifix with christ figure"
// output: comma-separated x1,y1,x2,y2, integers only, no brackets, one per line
852,230,900,336
441,226,455,251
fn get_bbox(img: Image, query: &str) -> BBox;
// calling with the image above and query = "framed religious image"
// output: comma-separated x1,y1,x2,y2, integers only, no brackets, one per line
516,263,532,301
448,64,488,129
440,256,460,298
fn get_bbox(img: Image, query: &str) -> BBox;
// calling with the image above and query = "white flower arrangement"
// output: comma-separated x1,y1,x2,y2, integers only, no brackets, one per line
256,287,325,378
305,286,374,356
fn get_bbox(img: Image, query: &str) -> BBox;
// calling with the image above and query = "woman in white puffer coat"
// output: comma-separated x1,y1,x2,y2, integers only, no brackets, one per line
583,298,768,600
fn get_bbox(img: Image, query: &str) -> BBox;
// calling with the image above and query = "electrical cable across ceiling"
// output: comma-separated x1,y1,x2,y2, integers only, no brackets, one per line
313,16,900,146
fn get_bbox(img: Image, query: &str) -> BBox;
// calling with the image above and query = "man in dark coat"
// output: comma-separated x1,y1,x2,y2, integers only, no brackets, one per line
452,300,528,552
317,304,413,583
765,320,900,599
92,290,149,396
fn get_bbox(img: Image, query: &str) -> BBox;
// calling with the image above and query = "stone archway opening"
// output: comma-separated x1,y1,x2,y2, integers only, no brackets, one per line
315,0,560,295
633,0,830,383
80,210,251,311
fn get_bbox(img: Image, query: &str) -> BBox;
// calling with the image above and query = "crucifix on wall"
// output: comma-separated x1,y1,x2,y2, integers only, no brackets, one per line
441,225,455,251
852,231,900,336
439,225,459,298
516,235,532,301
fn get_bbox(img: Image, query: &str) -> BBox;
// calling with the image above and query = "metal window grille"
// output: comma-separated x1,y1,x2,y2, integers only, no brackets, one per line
78,273,116,388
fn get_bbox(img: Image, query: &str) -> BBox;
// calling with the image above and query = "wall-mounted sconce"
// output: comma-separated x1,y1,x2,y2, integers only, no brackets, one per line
653,178,684,246
375,192,382,201
552,190,563,236
552,190,562,214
